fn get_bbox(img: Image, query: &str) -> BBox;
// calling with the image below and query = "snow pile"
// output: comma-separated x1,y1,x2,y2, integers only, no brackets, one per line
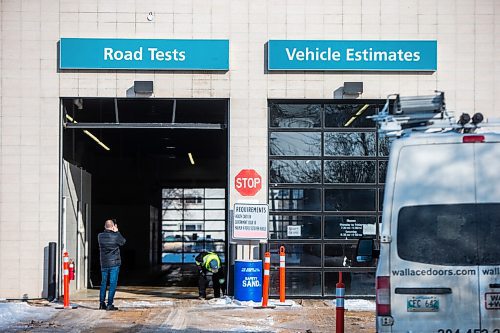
120,300,174,308
207,297,301,308
330,299,375,311
0,302,55,330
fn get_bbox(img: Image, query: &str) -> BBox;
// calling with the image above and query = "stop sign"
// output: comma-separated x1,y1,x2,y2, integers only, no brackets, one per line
235,169,262,196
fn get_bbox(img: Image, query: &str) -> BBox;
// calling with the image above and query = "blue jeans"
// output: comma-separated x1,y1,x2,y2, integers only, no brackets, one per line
99,266,120,306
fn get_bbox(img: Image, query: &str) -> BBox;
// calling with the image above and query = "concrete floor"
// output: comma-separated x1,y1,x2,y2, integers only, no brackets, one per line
8,286,375,332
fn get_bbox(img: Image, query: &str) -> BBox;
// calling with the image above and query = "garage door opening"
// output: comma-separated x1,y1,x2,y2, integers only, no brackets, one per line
60,98,228,291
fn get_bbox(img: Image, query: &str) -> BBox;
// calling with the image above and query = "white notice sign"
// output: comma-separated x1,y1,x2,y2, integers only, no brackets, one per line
287,225,302,237
233,203,269,240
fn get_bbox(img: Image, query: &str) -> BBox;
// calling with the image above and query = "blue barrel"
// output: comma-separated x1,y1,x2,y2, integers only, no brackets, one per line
234,260,262,302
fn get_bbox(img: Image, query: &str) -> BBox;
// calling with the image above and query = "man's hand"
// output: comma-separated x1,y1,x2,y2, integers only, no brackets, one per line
112,224,119,232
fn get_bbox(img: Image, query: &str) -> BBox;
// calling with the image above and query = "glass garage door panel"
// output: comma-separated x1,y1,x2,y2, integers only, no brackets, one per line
268,101,387,297
161,188,226,264
324,216,376,239
269,132,322,156
269,188,321,211
324,243,357,267
269,243,321,267
268,215,321,240
270,160,321,184
324,272,376,297
270,104,322,128
270,271,322,296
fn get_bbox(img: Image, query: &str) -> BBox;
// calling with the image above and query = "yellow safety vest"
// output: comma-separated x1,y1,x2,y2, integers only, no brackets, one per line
202,252,221,272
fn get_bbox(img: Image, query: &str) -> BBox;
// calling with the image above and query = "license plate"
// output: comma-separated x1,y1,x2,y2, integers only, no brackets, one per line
407,296,439,312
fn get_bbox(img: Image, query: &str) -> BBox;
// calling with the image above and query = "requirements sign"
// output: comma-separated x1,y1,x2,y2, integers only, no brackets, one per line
233,203,269,240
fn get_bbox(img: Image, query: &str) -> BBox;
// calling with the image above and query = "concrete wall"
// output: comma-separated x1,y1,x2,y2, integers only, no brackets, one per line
1,0,499,298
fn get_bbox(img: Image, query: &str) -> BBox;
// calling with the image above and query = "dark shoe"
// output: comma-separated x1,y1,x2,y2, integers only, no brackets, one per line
99,302,106,310
197,296,206,300
106,304,118,311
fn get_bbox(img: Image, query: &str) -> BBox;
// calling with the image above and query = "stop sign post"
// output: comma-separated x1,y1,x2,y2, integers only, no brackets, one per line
235,169,262,196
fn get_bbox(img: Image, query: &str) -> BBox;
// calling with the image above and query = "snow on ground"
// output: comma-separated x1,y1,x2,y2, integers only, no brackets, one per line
0,302,55,330
119,300,174,308
207,296,300,308
329,299,376,311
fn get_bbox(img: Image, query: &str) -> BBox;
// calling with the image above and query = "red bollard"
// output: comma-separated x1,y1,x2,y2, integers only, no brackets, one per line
63,251,70,308
336,272,345,333
69,260,75,281
279,246,286,303
262,252,271,307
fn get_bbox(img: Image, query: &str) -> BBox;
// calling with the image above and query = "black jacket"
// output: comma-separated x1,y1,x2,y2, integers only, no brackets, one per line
98,230,126,268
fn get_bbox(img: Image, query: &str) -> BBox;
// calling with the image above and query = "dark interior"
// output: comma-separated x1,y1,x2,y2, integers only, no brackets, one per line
62,98,228,286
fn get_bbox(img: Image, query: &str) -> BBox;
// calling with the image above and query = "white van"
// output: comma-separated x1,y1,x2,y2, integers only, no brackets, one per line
356,94,500,332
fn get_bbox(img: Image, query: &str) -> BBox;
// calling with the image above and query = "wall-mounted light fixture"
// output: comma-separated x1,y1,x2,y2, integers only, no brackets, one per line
343,82,364,95
134,81,154,94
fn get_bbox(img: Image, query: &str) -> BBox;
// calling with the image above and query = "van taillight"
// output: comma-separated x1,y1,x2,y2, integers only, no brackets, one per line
376,276,391,316
463,135,485,143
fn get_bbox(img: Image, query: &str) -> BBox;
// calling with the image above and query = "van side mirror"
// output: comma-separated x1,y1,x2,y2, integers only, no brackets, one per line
356,238,379,263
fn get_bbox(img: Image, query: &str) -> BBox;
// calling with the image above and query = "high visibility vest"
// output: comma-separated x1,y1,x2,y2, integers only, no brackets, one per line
202,252,221,272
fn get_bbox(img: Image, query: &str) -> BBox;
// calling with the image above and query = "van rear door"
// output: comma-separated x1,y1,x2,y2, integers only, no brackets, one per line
475,142,500,330
390,143,481,332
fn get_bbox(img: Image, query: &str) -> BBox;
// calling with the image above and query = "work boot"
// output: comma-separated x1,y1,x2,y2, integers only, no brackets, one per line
99,302,106,310
106,304,118,311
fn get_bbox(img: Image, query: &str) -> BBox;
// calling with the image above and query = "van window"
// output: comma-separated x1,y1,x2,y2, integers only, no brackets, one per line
397,204,500,265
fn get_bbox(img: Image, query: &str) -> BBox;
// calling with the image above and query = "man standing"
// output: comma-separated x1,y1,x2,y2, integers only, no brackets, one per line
195,251,226,299
98,219,126,310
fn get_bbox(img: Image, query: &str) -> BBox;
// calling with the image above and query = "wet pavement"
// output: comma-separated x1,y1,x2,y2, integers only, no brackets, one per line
6,286,375,332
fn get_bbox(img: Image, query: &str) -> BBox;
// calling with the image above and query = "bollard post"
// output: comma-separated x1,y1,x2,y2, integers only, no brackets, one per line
279,246,286,303
262,252,271,307
63,250,70,308
69,260,75,281
336,272,345,333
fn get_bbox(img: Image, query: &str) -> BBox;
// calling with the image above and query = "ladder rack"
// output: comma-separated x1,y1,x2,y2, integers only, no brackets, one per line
370,92,499,137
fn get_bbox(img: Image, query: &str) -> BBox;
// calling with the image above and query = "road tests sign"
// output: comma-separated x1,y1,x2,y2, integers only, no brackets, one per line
233,203,269,240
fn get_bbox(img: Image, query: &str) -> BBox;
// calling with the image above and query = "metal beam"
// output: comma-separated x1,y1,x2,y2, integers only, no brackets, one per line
64,122,225,129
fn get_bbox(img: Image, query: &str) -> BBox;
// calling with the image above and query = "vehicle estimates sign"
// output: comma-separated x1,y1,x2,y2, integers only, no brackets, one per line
233,204,269,240
268,40,437,71
59,38,229,70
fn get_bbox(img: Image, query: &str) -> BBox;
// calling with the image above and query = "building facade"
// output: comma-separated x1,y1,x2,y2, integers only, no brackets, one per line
0,0,499,298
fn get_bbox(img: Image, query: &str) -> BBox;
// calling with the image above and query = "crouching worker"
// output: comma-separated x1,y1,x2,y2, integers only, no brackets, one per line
195,251,226,299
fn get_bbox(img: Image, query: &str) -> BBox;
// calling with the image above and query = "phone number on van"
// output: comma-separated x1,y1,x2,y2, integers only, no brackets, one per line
438,329,500,333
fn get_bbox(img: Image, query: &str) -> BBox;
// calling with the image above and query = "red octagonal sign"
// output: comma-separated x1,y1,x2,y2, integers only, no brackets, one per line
235,169,262,196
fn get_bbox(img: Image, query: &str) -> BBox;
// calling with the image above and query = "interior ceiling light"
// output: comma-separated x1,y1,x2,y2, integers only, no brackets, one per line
188,152,195,165
65,114,111,151
344,104,370,127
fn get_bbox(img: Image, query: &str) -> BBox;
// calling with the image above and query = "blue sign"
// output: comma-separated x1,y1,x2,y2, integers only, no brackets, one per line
268,40,437,71
59,38,229,70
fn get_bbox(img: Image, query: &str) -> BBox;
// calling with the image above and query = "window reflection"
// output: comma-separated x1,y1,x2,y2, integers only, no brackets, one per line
324,243,357,267
324,272,376,296
270,103,321,128
269,188,321,211
324,189,376,211
379,161,388,184
270,243,321,267
378,136,391,156
270,160,321,184
270,271,322,296
269,215,321,239
269,132,321,156
324,160,376,183
324,132,376,156
325,104,377,128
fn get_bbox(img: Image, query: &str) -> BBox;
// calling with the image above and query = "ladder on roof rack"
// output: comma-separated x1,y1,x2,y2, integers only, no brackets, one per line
370,92,497,137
